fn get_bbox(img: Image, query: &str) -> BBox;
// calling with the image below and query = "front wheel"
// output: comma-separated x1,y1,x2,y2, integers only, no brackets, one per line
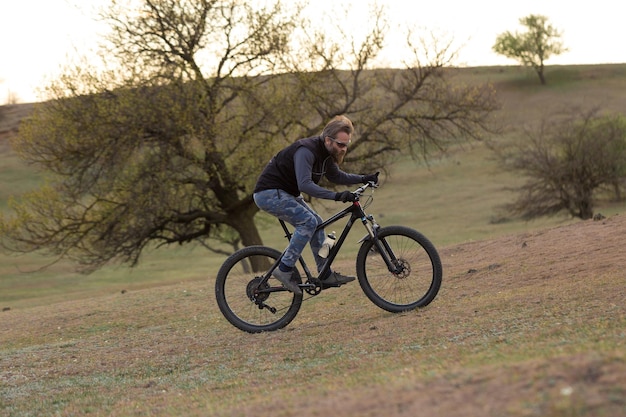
215,245,302,333
356,226,442,313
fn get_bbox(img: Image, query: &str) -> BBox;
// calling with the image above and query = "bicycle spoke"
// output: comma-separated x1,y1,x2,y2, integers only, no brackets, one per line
215,246,302,333
357,226,442,312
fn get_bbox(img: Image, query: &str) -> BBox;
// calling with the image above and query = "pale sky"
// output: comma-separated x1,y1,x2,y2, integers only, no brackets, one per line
1,0,624,104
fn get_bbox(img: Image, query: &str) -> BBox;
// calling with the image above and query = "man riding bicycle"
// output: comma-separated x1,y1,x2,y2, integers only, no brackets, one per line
253,115,379,294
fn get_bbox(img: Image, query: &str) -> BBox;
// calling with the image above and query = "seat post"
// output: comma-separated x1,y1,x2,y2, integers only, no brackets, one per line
279,219,292,240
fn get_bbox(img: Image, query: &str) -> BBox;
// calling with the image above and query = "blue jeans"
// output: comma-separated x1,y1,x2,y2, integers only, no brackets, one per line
253,189,326,273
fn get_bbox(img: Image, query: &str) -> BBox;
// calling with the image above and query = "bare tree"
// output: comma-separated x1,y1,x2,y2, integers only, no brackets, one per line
1,0,499,273
494,108,626,220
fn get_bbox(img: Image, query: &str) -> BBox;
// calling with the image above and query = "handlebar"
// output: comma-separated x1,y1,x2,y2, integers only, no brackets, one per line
353,181,379,197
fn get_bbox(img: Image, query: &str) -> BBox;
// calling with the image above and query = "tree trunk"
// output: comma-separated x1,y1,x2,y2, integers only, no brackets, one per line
234,212,264,248
538,69,546,85
575,196,594,220
228,205,275,272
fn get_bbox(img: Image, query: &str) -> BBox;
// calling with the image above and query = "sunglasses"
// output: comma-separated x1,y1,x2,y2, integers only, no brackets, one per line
328,136,351,149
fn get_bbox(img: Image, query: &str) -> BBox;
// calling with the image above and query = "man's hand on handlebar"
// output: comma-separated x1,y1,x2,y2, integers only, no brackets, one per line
335,190,357,203
361,171,379,185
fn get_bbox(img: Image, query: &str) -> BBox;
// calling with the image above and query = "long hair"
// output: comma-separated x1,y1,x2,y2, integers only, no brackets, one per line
321,115,354,139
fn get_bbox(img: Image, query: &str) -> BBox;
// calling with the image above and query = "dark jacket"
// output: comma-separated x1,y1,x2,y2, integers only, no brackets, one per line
254,136,361,199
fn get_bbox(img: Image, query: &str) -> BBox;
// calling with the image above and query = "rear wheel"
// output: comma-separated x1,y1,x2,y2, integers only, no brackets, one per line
215,246,302,333
356,226,442,312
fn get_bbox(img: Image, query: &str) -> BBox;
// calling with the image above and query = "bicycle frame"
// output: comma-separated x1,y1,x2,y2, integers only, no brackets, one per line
272,183,401,289
279,200,357,283
215,181,443,331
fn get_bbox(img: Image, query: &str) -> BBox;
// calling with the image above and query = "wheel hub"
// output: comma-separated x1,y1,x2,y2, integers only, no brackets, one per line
246,277,270,302
392,258,411,279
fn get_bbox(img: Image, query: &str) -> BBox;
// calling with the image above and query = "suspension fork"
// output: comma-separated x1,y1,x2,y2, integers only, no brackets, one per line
360,214,403,274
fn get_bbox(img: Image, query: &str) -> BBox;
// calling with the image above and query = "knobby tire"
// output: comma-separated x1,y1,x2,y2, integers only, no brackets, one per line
356,226,442,312
215,245,302,333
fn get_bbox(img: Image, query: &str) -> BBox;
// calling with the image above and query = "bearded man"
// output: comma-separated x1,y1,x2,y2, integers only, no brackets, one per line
253,115,379,294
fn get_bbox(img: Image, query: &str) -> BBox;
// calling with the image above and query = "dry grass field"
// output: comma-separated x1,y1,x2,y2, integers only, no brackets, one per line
1,65,626,416
1,207,624,417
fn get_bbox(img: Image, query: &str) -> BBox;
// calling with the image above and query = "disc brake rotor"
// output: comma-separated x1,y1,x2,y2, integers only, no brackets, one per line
392,258,411,279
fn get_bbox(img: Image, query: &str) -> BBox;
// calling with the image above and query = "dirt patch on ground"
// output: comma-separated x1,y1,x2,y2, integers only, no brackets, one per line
276,353,626,417
226,214,626,417
1,212,625,417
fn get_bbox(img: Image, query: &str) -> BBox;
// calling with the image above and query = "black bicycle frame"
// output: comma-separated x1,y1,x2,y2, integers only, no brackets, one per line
275,199,400,284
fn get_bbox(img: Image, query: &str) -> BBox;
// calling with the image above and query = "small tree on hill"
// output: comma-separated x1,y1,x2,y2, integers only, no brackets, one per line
493,14,567,85
495,109,626,220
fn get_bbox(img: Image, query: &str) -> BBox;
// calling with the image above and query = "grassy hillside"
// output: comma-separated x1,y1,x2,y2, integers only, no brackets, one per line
1,65,625,416
2,64,625,308
1,189,624,417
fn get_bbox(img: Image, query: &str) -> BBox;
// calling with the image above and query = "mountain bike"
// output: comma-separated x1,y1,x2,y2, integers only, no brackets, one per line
215,182,442,333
